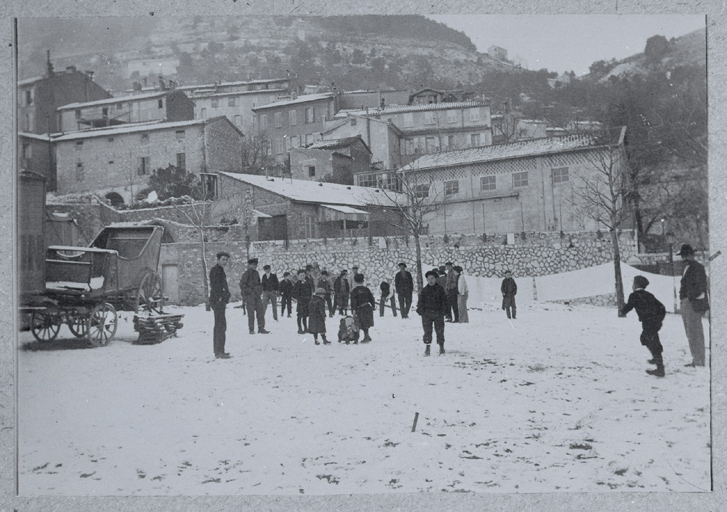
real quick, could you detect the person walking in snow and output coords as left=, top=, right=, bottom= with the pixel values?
left=292, top=269, right=313, bottom=334
left=678, top=243, right=708, bottom=367
left=455, top=265, right=469, bottom=323
left=309, top=287, right=330, bottom=345
left=350, top=273, right=376, bottom=343
left=620, top=275, right=667, bottom=377
left=501, top=270, right=517, bottom=319
left=209, top=251, right=232, bottom=359
left=279, top=271, right=294, bottom=318
left=239, top=258, right=270, bottom=335
left=394, top=262, right=413, bottom=319
left=416, top=269, right=448, bottom=356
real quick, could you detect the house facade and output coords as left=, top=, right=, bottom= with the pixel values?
left=322, top=114, right=403, bottom=170
left=338, top=89, right=410, bottom=110
left=57, top=89, right=195, bottom=132
left=215, top=172, right=407, bottom=241
left=189, top=89, right=284, bottom=135
left=18, top=60, right=111, bottom=134
left=408, top=88, right=476, bottom=105
left=288, top=136, right=372, bottom=184
left=18, top=133, right=55, bottom=189
left=251, top=93, right=338, bottom=164
left=53, top=117, right=244, bottom=203
left=394, top=128, right=628, bottom=235
left=488, top=45, right=508, bottom=61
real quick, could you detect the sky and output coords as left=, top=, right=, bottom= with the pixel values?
left=427, top=15, right=706, bottom=76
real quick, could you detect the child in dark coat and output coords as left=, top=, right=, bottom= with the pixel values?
left=309, top=288, right=329, bottom=345
left=279, top=272, right=294, bottom=318
left=350, top=273, right=376, bottom=343
left=416, top=269, right=449, bottom=356
left=501, top=270, right=517, bottom=319
left=620, top=275, right=667, bottom=377
left=292, top=269, right=313, bottom=334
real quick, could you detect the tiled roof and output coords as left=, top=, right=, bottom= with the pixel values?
left=50, top=119, right=210, bottom=142
left=251, top=93, right=335, bottom=111
left=338, top=100, right=490, bottom=118
left=58, top=91, right=169, bottom=110
left=188, top=88, right=287, bottom=99
left=218, top=172, right=404, bottom=207
left=177, top=78, right=289, bottom=91
left=307, top=136, right=366, bottom=150
left=399, top=128, right=626, bottom=172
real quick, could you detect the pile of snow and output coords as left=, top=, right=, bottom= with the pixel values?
left=17, top=301, right=710, bottom=496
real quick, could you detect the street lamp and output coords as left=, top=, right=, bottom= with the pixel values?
left=665, top=231, right=676, bottom=313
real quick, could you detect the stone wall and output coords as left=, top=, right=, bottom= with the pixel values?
left=162, top=230, right=638, bottom=306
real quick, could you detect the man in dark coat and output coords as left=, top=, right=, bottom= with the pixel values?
left=279, top=272, right=294, bottom=318
left=394, top=262, right=413, bottom=319
left=621, top=275, right=667, bottom=377
left=209, top=252, right=231, bottom=359
left=501, top=270, right=518, bottom=319
left=239, top=258, right=270, bottom=335
left=334, top=270, right=350, bottom=315
left=261, top=264, right=279, bottom=322
left=350, top=273, right=376, bottom=343
left=309, top=287, right=329, bottom=345
left=678, top=244, right=708, bottom=367
left=317, top=270, right=334, bottom=318
left=292, top=269, right=313, bottom=334
left=445, top=261, right=460, bottom=322
left=416, top=269, right=449, bottom=356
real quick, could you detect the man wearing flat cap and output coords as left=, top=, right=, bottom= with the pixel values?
left=395, top=262, right=414, bottom=319
left=678, top=244, right=708, bottom=367
left=239, top=258, right=270, bottom=335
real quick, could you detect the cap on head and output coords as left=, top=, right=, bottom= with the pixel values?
left=354, top=273, right=364, bottom=283
left=445, top=261, right=453, bottom=267
left=505, top=270, right=512, bottom=275
left=633, top=275, right=649, bottom=289
left=678, top=244, right=695, bottom=257
left=454, top=265, right=463, bottom=273
left=248, top=258, right=258, bottom=265
left=321, top=270, right=328, bottom=276
left=263, top=264, right=271, bottom=270
left=283, top=272, right=290, bottom=277
left=398, top=262, right=407, bottom=268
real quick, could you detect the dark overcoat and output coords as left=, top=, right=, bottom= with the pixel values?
left=351, top=285, right=376, bottom=329
left=308, top=295, right=327, bottom=334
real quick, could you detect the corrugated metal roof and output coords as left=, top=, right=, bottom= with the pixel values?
left=339, top=100, right=490, bottom=117
left=399, top=129, right=626, bottom=172
left=219, top=172, right=404, bottom=207
left=251, top=93, right=335, bottom=111
left=58, top=91, right=169, bottom=110
left=51, top=119, right=209, bottom=142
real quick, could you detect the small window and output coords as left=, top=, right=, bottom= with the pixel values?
left=138, top=156, right=150, bottom=175
left=107, top=137, right=115, bottom=143
left=201, top=173, right=218, bottom=200
left=260, top=114, right=268, bottom=130
left=211, top=99, right=218, bottom=108
left=468, top=108, right=480, bottom=122
left=425, top=136, right=438, bottom=153
left=552, top=167, right=569, bottom=183
left=176, top=153, right=186, bottom=171
left=274, top=112, right=283, bottom=128
left=445, top=180, right=459, bottom=197
left=22, top=142, right=32, bottom=160
left=75, top=162, right=84, bottom=181
left=75, top=141, right=83, bottom=151
left=414, top=183, right=430, bottom=198
left=513, top=171, right=529, bottom=187
left=447, top=135, right=455, bottom=149
left=116, top=103, right=123, bottom=110
left=403, top=113, right=414, bottom=128
left=275, top=138, right=285, bottom=154
left=424, top=111, right=436, bottom=125
left=304, top=216, right=314, bottom=239
left=228, top=97, right=236, bottom=107
left=305, top=107, right=314, bottom=124
left=102, top=107, right=108, bottom=119
left=446, top=110, right=457, bottom=123
left=75, top=109, right=81, bottom=119
left=158, top=98, right=164, bottom=109
left=308, top=166, right=316, bottom=177
left=201, top=108, right=207, bottom=119
left=480, top=175, right=497, bottom=191
left=470, top=133, right=481, bottom=147
left=291, top=135, right=299, bottom=148
left=176, top=130, right=185, bottom=141
left=305, top=133, right=313, bottom=146
left=234, top=115, right=241, bottom=127
left=350, top=117, right=357, bottom=126
left=141, top=134, right=149, bottom=145
left=289, top=110, right=297, bottom=126
left=25, top=90, right=33, bottom=106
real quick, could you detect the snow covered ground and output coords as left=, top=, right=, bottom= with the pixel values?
left=17, top=301, right=710, bottom=496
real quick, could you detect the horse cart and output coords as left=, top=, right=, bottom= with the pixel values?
left=24, top=224, right=166, bottom=346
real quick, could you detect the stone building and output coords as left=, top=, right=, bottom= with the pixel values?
left=288, top=136, right=373, bottom=184
left=18, top=56, right=111, bottom=134
left=251, top=93, right=338, bottom=164
left=488, top=45, right=508, bottom=61
left=214, top=172, right=407, bottom=241
left=57, top=89, right=195, bottom=132
left=53, top=117, right=244, bottom=204
left=338, top=89, right=410, bottom=110
left=408, top=88, right=476, bottom=105
left=322, top=114, right=403, bottom=170
left=393, top=128, right=629, bottom=235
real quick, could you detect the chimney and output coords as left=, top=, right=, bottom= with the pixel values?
left=85, top=70, right=94, bottom=80
left=46, top=50, right=54, bottom=76
left=159, top=75, right=166, bottom=90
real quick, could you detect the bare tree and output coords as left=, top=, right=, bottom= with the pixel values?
left=569, top=127, right=630, bottom=315
left=365, top=165, right=448, bottom=293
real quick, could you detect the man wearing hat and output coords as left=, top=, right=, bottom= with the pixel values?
left=395, top=262, right=414, bottom=319
left=678, top=244, right=708, bottom=367
left=261, top=264, right=280, bottom=322
left=239, top=258, right=270, bottom=335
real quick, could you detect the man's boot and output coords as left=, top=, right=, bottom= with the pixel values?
left=646, top=355, right=665, bottom=377
left=438, top=343, right=445, bottom=355
left=424, top=344, right=431, bottom=356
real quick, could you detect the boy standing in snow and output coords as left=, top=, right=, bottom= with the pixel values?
left=279, top=272, right=294, bottom=318
left=309, top=287, right=330, bottom=345
left=317, top=270, right=334, bottom=318
left=350, top=273, right=376, bottom=343
left=209, top=251, right=231, bottom=359
left=501, top=270, right=518, bottom=319
left=620, top=275, right=667, bottom=377
left=416, top=269, right=449, bottom=356
left=292, top=269, right=313, bottom=334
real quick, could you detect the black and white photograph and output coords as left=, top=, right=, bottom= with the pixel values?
left=8, top=7, right=722, bottom=510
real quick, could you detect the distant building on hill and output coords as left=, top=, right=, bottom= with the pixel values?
left=488, top=45, right=508, bottom=61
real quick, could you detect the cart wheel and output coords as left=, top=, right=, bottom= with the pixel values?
left=30, top=310, right=61, bottom=343
left=68, top=313, right=88, bottom=338
left=136, top=271, right=164, bottom=314
left=87, top=303, right=118, bottom=347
